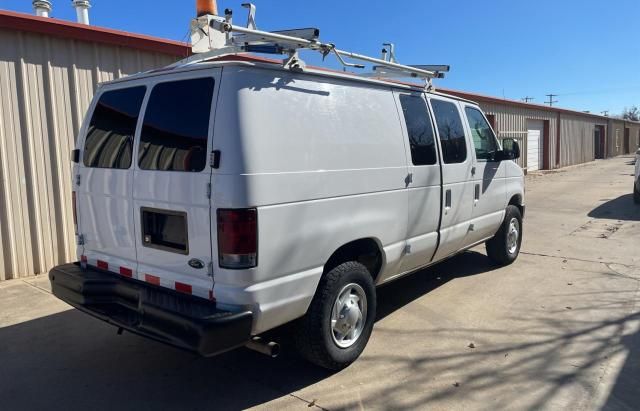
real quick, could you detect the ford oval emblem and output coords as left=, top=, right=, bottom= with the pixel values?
left=188, top=258, right=205, bottom=269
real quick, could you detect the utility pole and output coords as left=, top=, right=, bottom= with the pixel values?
left=521, top=96, right=534, bottom=103
left=545, top=94, right=558, bottom=107
left=601, top=110, right=609, bottom=116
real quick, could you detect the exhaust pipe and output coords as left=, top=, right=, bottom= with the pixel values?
left=245, top=336, right=280, bottom=358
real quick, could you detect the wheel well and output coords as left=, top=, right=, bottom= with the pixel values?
left=509, top=194, right=524, bottom=216
left=324, top=238, right=383, bottom=281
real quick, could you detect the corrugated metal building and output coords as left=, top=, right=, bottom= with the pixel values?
left=0, top=10, right=186, bottom=280
left=0, top=9, right=638, bottom=281
left=444, top=90, right=640, bottom=171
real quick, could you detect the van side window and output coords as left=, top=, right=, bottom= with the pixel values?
left=431, top=99, right=467, bottom=164
left=464, top=107, right=499, bottom=161
left=83, top=86, right=146, bottom=169
left=399, top=95, right=437, bottom=165
left=138, top=78, right=214, bottom=172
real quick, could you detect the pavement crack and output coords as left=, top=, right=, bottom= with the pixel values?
left=19, top=278, right=52, bottom=295
left=520, top=251, right=639, bottom=270
left=288, top=393, right=328, bottom=410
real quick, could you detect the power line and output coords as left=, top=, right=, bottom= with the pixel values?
left=545, top=94, right=558, bottom=107
left=521, top=96, right=535, bottom=103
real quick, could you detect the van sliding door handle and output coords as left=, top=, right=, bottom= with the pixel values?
left=474, top=184, right=480, bottom=203
left=445, top=189, right=452, bottom=209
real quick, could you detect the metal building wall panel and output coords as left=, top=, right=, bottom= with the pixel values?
left=476, top=102, right=557, bottom=170
left=0, top=27, right=177, bottom=280
left=632, top=124, right=640, bottom=153
left=607, top=119, right=625, bottom=157
left=558, top=114, right=607, bottom=167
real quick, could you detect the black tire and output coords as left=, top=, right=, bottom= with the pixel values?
left=486, top=205, right=523, bottom=266
left=634, top=184, right=640, bottom=204
left=293, top=261, right=376, bottom=370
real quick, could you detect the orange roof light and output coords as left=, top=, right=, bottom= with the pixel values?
left=196, top=0, right=218, bottom=17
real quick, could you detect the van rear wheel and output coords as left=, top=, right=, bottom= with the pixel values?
left=634, top=184, right=640, bottom=204
left=486, top=205, right=522, bottom=266
left=293, top=261, right=376, bottom=370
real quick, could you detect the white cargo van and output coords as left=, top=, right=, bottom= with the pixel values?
left=50, top=12, right=525, bottom=370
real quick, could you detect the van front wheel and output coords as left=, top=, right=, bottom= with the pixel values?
left=293, top=261, right=376, bottom=370
left=486, top=205, right=523, bottom=266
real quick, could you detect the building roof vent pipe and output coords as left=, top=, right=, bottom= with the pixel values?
left=71, top=0, right=91, bottom=25
left=33, top=0, right=52, bottom=17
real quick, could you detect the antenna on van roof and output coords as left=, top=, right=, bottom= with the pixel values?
left=177, top=3, right=449, bottom=89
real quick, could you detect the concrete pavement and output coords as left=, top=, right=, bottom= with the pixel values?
left=0, top=156, right=638, bottom=410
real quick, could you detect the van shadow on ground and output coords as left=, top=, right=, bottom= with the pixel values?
left=0, top=251, right=493, bottom=410
left=588, top=194, right=640, bottom=221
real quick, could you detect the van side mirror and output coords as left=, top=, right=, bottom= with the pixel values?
left=496, top=139, right=520, bottom=161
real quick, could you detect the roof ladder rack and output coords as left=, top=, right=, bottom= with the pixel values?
left=175, top=3, right=450, bottom=89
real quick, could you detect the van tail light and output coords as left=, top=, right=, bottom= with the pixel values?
left=217, top=208, right=257, bottom=269
left=72, top=191, right=78, bottom=233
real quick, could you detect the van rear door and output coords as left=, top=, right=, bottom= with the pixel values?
left=77, top=85, right=147, bottom=277
left=132, top=71, right=220, bottom=300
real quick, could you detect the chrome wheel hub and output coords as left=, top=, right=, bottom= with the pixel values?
left=331, top=283, right=367, bottom=348
left=507, top=218, right=520, bottom=255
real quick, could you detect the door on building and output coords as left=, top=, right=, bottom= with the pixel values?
left=526, top=120, right=544, bottom=171
left=624, top=128, right=630, bottom=154
left=594, top=126, right=604, bottom=159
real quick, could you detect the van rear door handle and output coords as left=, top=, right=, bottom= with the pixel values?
left=474, top=184, right=480, bottom=203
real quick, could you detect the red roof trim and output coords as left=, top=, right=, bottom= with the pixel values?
left=437, top=88, right=621, bottom=122
left=0, top=9, right=191, bottom=57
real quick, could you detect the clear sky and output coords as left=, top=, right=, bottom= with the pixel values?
left=3, top=0, right=639, bottom=115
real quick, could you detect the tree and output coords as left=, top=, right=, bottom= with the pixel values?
left=622, top=106, right=640, bottom=121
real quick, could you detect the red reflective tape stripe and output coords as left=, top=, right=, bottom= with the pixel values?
left=80, top=255, right=87, bottom=263
left=119, top=267, right=133, bottom=277
left=175, top=282, right=192, bottom=294
left=96, top=260, right=108, bottom=270
left=208, top=290, right=215, bottom=301
left=145, top=274, right=160, bottom=286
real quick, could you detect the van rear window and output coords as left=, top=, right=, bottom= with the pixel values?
left=138, top=78, right=214, bottom=172
left=83, top=86, right=146, bottom=169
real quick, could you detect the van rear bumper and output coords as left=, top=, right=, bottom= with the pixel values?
left=49, top=263, right=253, bottom=357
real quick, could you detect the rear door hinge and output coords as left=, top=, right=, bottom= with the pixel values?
left=206, top=182, right=212, bottom=199
left=75, top=174, right=81, bottom=186
left=76, top=233, right=85, bottom=246
left=207, top=261, right=214, bottom=277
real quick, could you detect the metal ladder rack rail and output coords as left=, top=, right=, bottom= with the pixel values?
left=174, top=12, right=448, bottom=88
